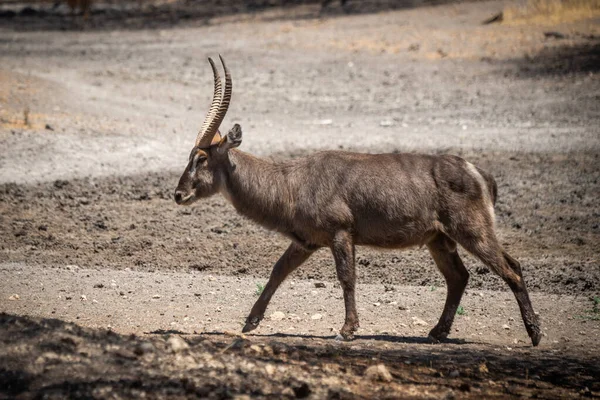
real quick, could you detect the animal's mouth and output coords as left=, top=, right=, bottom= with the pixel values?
left=175, top=193, right=195, bottom=205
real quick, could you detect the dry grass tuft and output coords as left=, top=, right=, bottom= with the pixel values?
left=503, top=0, right=600, bottom=25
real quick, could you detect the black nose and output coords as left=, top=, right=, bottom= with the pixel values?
left=174, top=191, right=183, bottom=204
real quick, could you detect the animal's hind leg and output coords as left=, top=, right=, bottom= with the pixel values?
left=450, top=227, right=542, bottom=346
left=427, top=234, right=469, bottom=343
left=331, top=230, right=359, bottom=340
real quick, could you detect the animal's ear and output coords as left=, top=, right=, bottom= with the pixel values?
left=217, top=124, right=242, bottom=153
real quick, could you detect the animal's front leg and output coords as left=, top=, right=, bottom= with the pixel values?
left=331, top=230, right=359, bottom=340
left=242, top=242, right=314, bottom=333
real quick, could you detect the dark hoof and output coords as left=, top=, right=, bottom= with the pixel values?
left=242, top=316, right=261, bottom=333
left=427, top=335, right=442, bottom=344
left=428, top=328, right=448, bottom=344
left=336, top=332, right=355, bottom=341
left=531, top=330, right=542, bottom=347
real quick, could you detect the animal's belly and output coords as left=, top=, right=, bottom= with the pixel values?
left=353, top=218, right=440, bottom=249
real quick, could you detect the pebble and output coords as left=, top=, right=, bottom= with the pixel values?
left=167, top=335, right=189, bottom=353
left=270, top=311, right=286, bottom=321
left=8, top=294, right=20, bottom=301
left=412, top=317, right=427, bottom=326
left=365, top=364, right=393, bottom=382
left=134, top=342, right=155, bottom=355
left=449, top=370, right=460, bottom=378
left=502, top=324, right=510, bottom=330
left=152, top=295, right=161, bottom=299
left=249, top=344, right=263, bottom=355
left=80, top=295, right=87, bottom=301
left=311, top=313, right=323, bottom=320
left=478, top=363, right=489, bottom=374
left=314, top=282, right=326, bottom=288
left=265, top=364, right=275, bottom=376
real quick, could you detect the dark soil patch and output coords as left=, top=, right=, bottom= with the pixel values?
left=1, top=150, right=598, bottom=295
left=0, top=313, right=598, bottom=399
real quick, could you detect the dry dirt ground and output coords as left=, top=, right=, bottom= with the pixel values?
left=1, top=0, right=600, bottom=398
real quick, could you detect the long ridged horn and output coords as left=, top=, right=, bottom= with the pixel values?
left=200, top=55, right=232, bottom=146
left=195, top=57, right=223, bottom=147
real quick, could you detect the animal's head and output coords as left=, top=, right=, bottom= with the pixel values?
left=174, top=56, right=242, bottom=205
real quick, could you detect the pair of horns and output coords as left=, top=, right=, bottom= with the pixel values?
left=195, top=55, right=232, bottom=148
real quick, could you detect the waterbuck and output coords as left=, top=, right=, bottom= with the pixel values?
left=174, top=56, right=541, bottom=346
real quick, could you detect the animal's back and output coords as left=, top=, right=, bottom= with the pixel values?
left=287, top=151, right=483, bottom=247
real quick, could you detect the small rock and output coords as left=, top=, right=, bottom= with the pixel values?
left=311, top=313, right=323, bottom=320
left=502, top=324, right=510, bottom=330
left=80, top=295, right=87, bottom=301
left=152, top=295, right=161, bottom=299
left=412, top=317, right=427, bottom=326
left=373, top=302, right=381, bottom=307
left=167, top=335, right=189, bottom=353
left=292, top=382, right=311, bottom=398
left=380, top=119, right=395, bottom=127
left=314, top=282, right=326, bottom=288
left=249, top=344, right=263, bottom=355
left=134, top=342, right=155, bottom=355
left=544, top=31, right=567, bottom=39
left=478, top=363, right=489, bottom=374
left=265, top=364, right=275, bottom=376
left=281, top=387, right=295, bottom=397
left=8, top=294, right=20, bottom=301
left=449, top=369, right=460, bottom=378
left=365, top=364, right=393, bottom=382
left=270, top=311, right=286, bottom=321
left=114, top=347, right=137, bottom=360
left=45, top=124, right=54, bottom=131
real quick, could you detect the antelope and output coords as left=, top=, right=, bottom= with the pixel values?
left=174, top=56, right=542, bottom=346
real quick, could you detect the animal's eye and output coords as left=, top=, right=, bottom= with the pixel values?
left=192, top=154, right=207, bottom=169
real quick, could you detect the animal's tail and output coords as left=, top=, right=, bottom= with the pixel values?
left=476, top=167, right=498, bottom=205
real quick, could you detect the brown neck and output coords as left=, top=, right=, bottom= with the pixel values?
left=218, top=150, right=294, bottom=232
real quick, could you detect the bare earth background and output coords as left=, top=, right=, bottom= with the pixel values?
left=1, top=0, right=599, bottom=398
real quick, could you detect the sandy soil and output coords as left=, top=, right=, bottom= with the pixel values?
left=1, top=0, right=599, bottom=398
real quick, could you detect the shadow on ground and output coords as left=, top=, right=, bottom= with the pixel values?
left=507, top=41, right=600, bottom=77
left=0, top=0, right=480, bottom=32
left=0, top=313, right=598, bottom=398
